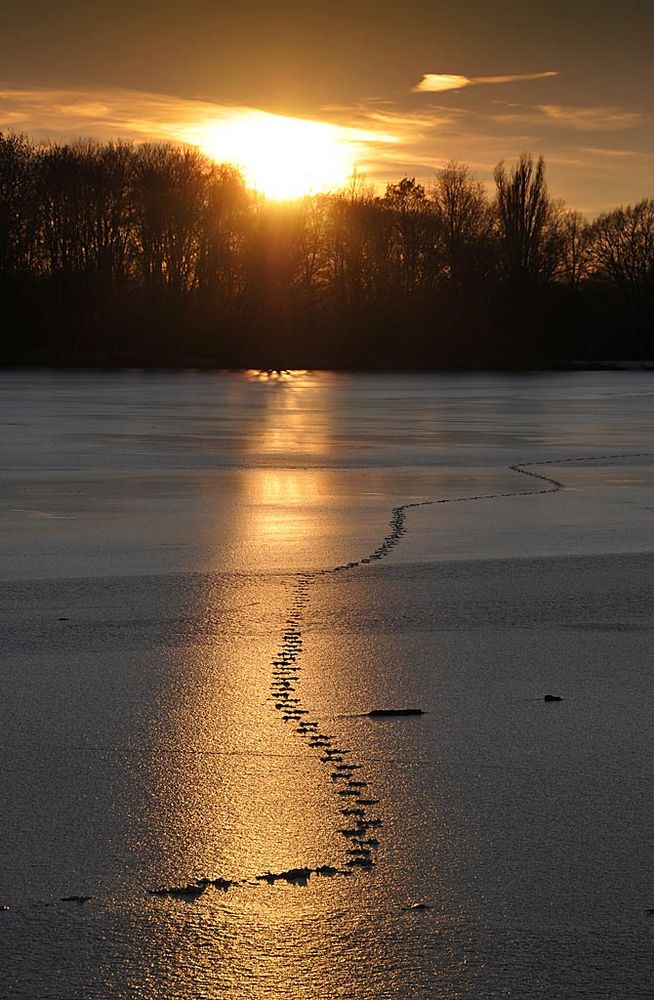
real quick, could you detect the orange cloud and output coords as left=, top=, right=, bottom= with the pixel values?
left=414, top=71, right=558, bottom=93
left=413, top=74, right=471, bottom=93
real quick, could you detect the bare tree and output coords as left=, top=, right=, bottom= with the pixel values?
left=494, top=154, right=562, bottom=286
left=195, top=162, right=249, bottom=311
left=557, top=210, right=591, bottom=289
left=132, top=144, right=207, bottom=293
left=292, top=195, right=332, bottom=310
left=383, top=177, right=434, bottom=293
left=35, top=142, right=88, bottom=276
left=0, top=132, right=35, bottom=275
left=432, top=162, right=494, bottom=291
left=588, top=200, right=654, bottom=306
left=84, top=142, right=136, bottom=283
left=323, top=180, right=386, bottom=307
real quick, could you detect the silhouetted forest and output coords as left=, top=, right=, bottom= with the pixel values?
left=1, top=133, right=653, bottom=368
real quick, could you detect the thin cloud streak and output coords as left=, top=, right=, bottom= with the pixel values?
left=414, top=70, right=558, bottom=93
left=538, top=104, right=645, bottom=130
left=475, top=72, right=558, bottom=85
left=578, top=146, right=639, bottom=158
left=488, top=104, right=647, bottom=131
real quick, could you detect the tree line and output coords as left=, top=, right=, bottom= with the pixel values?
left=1, top=133, right=652, bottom=368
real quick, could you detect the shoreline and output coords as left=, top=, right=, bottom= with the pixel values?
left=2, top=357, right=654, bottom=373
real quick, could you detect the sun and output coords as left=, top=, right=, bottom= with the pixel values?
left=186, top=110, right=361, bottom=200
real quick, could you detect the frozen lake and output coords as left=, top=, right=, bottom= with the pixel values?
left=1, top=370, right=653, bottom=998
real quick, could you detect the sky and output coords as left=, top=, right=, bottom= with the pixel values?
left=1, top=0, right=653, bottom=213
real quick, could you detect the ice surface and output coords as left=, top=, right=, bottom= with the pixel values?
left=0, top=370, right=653, bottom=998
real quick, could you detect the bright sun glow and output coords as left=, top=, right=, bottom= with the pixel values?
left=184, top=111, right=368, bottom=200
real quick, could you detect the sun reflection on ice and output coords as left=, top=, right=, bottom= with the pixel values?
left=244, top=369, right=310, bottom=381
left=241, top=373, right=337, bottom=558
left=245, top=371, right=333, bottom=458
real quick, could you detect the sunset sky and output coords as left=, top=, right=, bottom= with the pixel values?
left=2, top=0, right=653, bottom=212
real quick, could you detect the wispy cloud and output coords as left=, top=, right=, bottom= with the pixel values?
left=0, top=86, right=215, bottom=141
left=487, top=104, right=647, bottom=132
left=537, top=105, right=644, bottom=131
left=578, top=146, right=638, bottom=158
left=0, top=85, right=395, bottom=150
left=414, top=71, right=558, bottom=93
left=323, top=101, right=466, bottom=134
left=325, top=101, right=537, bottom=182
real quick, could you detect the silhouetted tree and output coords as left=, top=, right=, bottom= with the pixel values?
left=558, top=210, right=591, bottom=289
left=35, top=143, right=90, bottom=276
left=432, top=162, right=495, bottom=292
left=383, top=177, right=434, bottom=293
left=196, top=162, right=249, bottom=311
left=323, top=176, right=382, bottom=307
left=0, top=132, right=34, bottom=275
left=494, top=154, right=562, bottom=287
left=588, top=200, right=654, bottom=304
left=132, top=144, right=206, bottom=293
